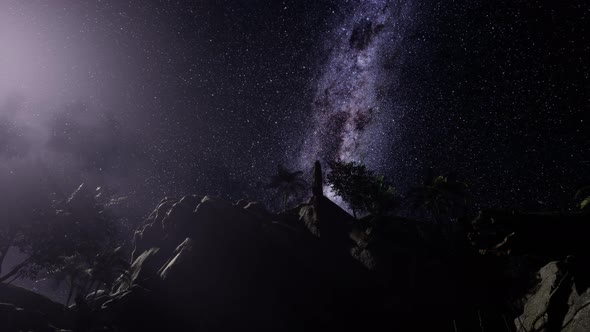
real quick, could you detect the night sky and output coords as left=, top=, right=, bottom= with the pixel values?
left=0, top=0, right=588, bottom=220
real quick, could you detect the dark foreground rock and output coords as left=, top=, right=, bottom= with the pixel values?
left=0, top=283, right=73, bottom=331
left=99, top=195, right=384, bottom=331
left=0, top=303, right=57, bottom=332
left=467, top=210, right=590, bottom=331
left=2, top=190, right=589, bottom=331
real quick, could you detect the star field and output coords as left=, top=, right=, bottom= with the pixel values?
left=0, top=0, right=588, bottom=216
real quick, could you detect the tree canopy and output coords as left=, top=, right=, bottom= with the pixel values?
left=0, top=183, right=125, bottom=305
left=326, top=160, right=397, bottom=218
left=268, top=165, right=307, bottom=210
left=409, top=170, right=469, bottom=223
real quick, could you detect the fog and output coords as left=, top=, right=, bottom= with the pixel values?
left=1, top=1, right=161, bottom=209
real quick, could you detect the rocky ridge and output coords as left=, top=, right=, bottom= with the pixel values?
left=1, top=174, right=589, bottom=331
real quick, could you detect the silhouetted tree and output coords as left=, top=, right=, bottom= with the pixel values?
left=0, top=195, right=54, bottom=283
left=85, top=247, right=130, bottom=302
left=366, top=175, right=398, bottom=216
left=0, top=224, right=24, bottom=279
left=409, top=170, right=468, bottom=223
left=0, top=164, right=55, bottom=280
left=0, top=183, right=123, bottom=299
left=327, top=160, right=397, bottom=218
left=268, top=165, right=307, bottom=210
left=49, top=247, right=130, bottom=307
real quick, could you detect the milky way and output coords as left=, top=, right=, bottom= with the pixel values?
left=0, top=0, right=587, bottom=217
left=300, top=0, right=415, bottom=170
left=1, top=0, right=587, bottom=302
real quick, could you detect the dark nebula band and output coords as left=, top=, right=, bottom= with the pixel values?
left=301, top=0, right=414, bottom=169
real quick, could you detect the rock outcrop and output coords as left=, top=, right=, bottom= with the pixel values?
left=73, top=196, right=590, bottom=331
left=516, top=258, right=590, bottom=332
left=467, top=210, right=590, bottom=331
left=101, top=194, right=382, bottom=331
left=3, top=180, right=589, bottom=332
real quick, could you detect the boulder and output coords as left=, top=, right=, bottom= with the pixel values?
left=562, top=282, right=590, bottom=332
left=516, top=261, right=568, bottom=331
left=516, top=259, right=590, bottom=332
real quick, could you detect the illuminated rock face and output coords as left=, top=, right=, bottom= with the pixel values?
left=516, top=260, right=590, bottom=332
